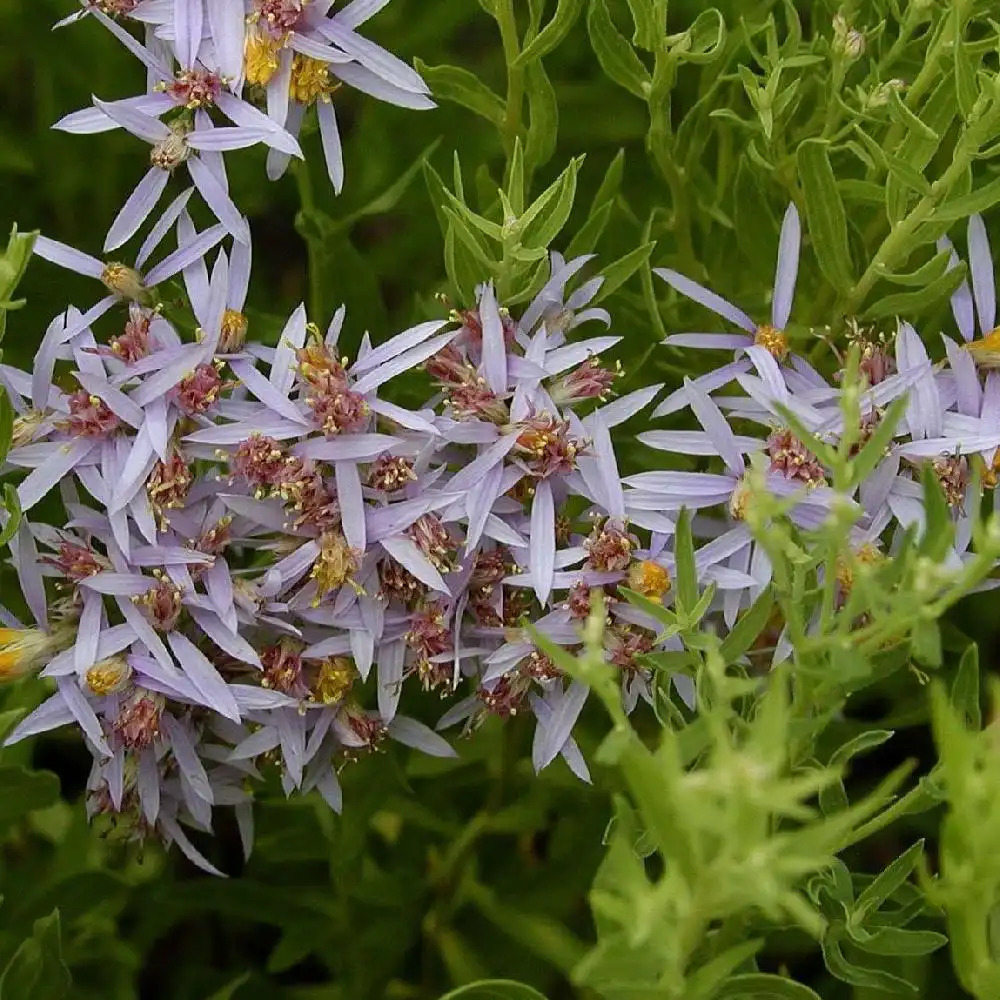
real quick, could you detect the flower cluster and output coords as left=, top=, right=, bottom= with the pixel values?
left=6, top=5, right=1000, bottom=878
left=54, top=0, right=432, bottom=252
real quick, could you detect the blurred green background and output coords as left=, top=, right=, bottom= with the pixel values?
left=1, top=1, right=998, bottom=997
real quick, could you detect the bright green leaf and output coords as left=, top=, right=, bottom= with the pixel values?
left=797, top=140, right=855, bottom=294
left=514, top=0, right=586, bottom=66
left=587, top=0, right=652, bottom=100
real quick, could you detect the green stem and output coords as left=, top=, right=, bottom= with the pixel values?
left=843, top=112, right=996, bottom=314
left=293, top=160, right=325, bottom=323
left=496, top=0, right=524, bottom=162
left=648, top=50, right=696, bottom=270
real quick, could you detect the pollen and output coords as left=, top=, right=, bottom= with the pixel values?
left=244, top=28, right=282, bottom=87
left=627, top=560, right=671, bottom=601
left=964, top=328, right=1000, bottom=369
left=312, top=656, right=356, bottom=705
left=729, top=479, right=752, bottom=521
left=101, top=262, right=146, bottom=301
left=754, top=323, right=789, bottom=361
left=85, top=656, right=132, bottom=696
left=311, top=532, right=362, bottom=601
left=220, top=309, right=249, bottom=353
left=290, top=54, right=335, bottom=105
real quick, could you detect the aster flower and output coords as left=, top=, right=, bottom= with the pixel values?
left=96, top=100, right=265, bottom=249
left=653, top=203, right=803, bottom=417
left=82, top=0, right=434, bottom=194
left=52, top=9, right=303, bottom=157
left=30, top=197, right=226, bottom=342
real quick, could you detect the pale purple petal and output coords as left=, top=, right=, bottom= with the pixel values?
left=215, top=91, right=303, bottom=157
left=316, top=99, right=344, bottom=193
left=296, top=433, right=399, bottom=461
left=167, top=631, right=241, bottom=721
left=136, top=188, right=194, bottom=270
left=144, top=223, right=227, bottom=286
left=4, top=693, right=73, bottom=745
left=18, top=439, right=97, bottom=511
left=32, top=236, right=104, bottom=278
left=93, top=96, right=172, bottom=143
left=533, top=681, right=589, bottom=772
left=479, top=283, right=506, bottom=394
left=530, top=479, right=555, bottom=605
left=968, top=214, right=996, bottom=333
left=380, top=536, right=448, bottom=591
left=939, top=237, right=975, bottom=342
left=58, top=679, right=111, bottom=757
left=352, top=329, right=460, bottom=394
left=174, top=0, right=204, bottom=68
left=772, top=203, right=800, bottom=329
left=208, top=0, right=244, bottom=78
left=351, top=319, right=447, bottom=375
left=685, top=376, right=745, bottom=476
left=105, top=167, right=170, bottom=252
left=387, top=716, right=457, bottom=757
left=336, top=460, right=366, bottom=551
left=187, top=157, right=250, bottom=244
left=654, top=268, right=755, bottom=332
left=377, top=639, right=405, bottom=721
left=329, top=60, right=436, bottom=109
left=159, top=814, right=227, bottom=877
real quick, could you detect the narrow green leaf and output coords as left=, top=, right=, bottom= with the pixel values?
left=520, top=157, right=582, bottom=249
left=414, top=61, right=505, bottom=126
left=951, top=643, right=981, bottom=730
left=884, top=155, right=931, bottom=197
left=716, top=973, right=822, bottom=999
left=821, top=930, right=916, bottom=992
left=0, top=909, right=70, bottom=1000
left=674, top=508, right=698, bottom=614
left=423, top=159, right=455, bottom=238
left=797, top=140, right=854, bottom=294
left=719, top=589, right=775, bottom=662
left=830, top=731, right=894, bottom=769
left=683, top=939, right=763, bottom=999
left=873, top=248, right=951, bottom=287
left=439, top=976, right=546, bottom=996
left=624, top=0, right=660, bottom=50
left=0, top=485, right=22, bottom=548
left=206, top=972, right=251, bottom=1000
left=595, top=242, right=655, bottom=301
left=854, top=926, right=947, bottom=957
left=524, top=58, right=558, bottom=174
left=887, top=88, right=939, bottom=142
left=592, top=147, right=626, bottom=211
left=335, top=138, right=442, bottom=233
left=566, top=199, right=614, bottom=256
left=933, top=172, right=1000, bottom=221
left=507, top=138, right=525, bottom=216
left=849, top=395, right=907, bottom=485
left=852, top=841, right=925, bottom=925
left=514, top=0, right=586, bottom=66
left=673, top=8, right=727, bottom=64
left=862, top=262, right=966, bottom=319
left=837, top=179, right=886, bottom=204
left=587, top=0, right=651, bottom=99
left=954, top=39, right=979, bottom=119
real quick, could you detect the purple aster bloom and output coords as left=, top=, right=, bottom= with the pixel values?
left=96, top=100, right=266, bottom=249
left=653, top=203, right=802, bottom=417
left=31, top=198, right=226, bottom=342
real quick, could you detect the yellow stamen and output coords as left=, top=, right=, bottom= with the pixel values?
left=627, top=560, right=672, bottom=601
left=754, top=323, right=789, bottom=361
left=244, top=29, right=282, bottom=87
left=85, top=656, right=132, bottom=696
left=964, top=329, right=1000, bottom=369
left=313, top=656, right=356, bottom=705
left=290, top=54, right=336, bottom=105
